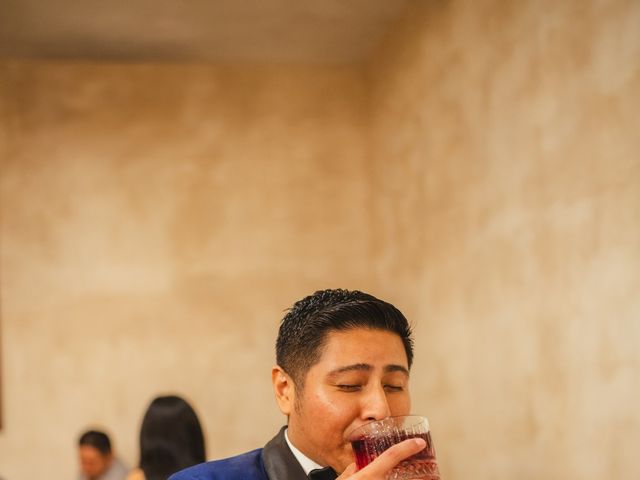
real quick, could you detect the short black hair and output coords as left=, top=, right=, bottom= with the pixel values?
left=139, top=395, right=206, bottom=480
left=276, top=288, right=414, bottom=387
left=79, top=430, right=112, bottom=456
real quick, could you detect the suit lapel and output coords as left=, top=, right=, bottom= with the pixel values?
left=261, top=426, right=309, bottom=480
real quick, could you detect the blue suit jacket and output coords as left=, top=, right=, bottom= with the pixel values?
left=170, top=427, right=308, bottom=480
left=169, top=448, right=267, bottom=480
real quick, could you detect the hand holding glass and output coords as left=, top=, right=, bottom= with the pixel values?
left=348, top=415, right=441, bottom=480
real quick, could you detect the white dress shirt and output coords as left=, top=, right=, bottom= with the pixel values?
left=284, top=428, right=325, bottom=475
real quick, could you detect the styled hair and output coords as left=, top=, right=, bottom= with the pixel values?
left=79, top=430, right=112, bottom=456
left=276, top=288, right=414, bottom=387
left=139, top=395, right=206, bottom=480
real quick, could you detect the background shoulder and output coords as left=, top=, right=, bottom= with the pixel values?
left=125, top=468, right=145, bottom=480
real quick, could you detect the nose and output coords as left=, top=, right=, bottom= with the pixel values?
left=361, top=385, right=391, bottom=421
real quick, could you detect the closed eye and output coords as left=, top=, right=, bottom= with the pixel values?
left=384, top=385, right=404, bottom=392
left=336, top=384, right=362, bottom=392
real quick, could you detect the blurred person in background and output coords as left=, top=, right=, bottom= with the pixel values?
left=78, top=430, right=128, bottom=480
left=127, top=395, right=206, bottom=480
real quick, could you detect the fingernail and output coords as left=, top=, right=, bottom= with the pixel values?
left=414, top=438, right=426, bottom=447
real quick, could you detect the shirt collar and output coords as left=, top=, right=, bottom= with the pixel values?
left=284, top=427, right=325, bottom=475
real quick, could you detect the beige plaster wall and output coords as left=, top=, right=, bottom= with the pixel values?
left=0, top=61, right=377, bottom=478
left=368, top=1, right=640, bottom=479
left=1, top=1, right=639, bottom=479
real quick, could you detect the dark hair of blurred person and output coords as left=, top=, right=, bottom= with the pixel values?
left=78, top=430, right=128, bottom=480
left=127, top=395, right=206, bottom=480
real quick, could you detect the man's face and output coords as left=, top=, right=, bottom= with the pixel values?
left=79, top=445, right=111, bottom=479
left=281, top=327, right=411, bottom=472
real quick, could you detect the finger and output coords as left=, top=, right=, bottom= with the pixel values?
left=356, top=438, right=426, bottom=478
left=336, top=463, right=357, bottom=479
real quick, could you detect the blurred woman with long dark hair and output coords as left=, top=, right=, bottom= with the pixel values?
left=127, top=395, right=206, bottom=480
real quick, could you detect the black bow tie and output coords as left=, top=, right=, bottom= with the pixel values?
left=308, top=466, right=338, bottom=480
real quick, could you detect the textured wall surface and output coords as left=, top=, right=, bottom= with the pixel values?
left=368, top=1, right=640, bottom=479
left=1, top=1, right=639, bottom=479
left=0, top=61, right=376, bottom=478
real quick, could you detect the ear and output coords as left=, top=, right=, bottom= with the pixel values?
left=272, top=365, right=295, bottom=416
